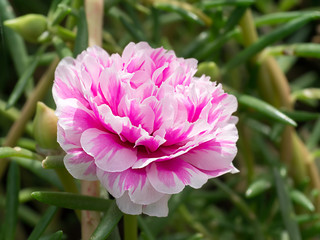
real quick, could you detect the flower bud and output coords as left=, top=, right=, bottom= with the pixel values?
left=196, top=61, right=220, bottom=80
left=4, top=14, right=47, bottom=43
left=33, top=102, right=59, bottom=149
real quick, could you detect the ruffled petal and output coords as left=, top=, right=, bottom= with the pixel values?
left=181, top=125, right=238, bottom=171
left=64, top=149, right=97, bottom=180
left=81, top=128, right=137, bottom=172
left=116, top=191, right=142, bottom=215
left=147, top=158, right=208, bottom=194
left=142, top=194, right=171, bottom=217
left=97, top=168, right=164, bottom=205
left=56, top=98, right=101, bottom=148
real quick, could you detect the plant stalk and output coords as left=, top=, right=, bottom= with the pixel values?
left=239, top=9, right=320, bottom=211
left=0, top=59, right=59, bottom=179
left=124, top=214, right=138, bottom=240
left=81, top=0, right=104, bottom=239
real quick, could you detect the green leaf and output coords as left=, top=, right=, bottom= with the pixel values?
left=245, top=178, right=272, bottom=198
left=73, top=7, right=88, bottom=57
left=6, top=44, right=46, bottom=109
left=266, top=43, right=320, bottom=59
left=200, top=0, right=254, bottom=9
left=223, top=12, right=320, bottom=73
left=4, top=161, right=20, bottom=240
left=237, top=94, right=297, bottom=126
left=224, top=6, right=247, bottom=33
left=0, top=146, right=42, bottom=160
left=89, top=201, right=123, bottom=240
left=255, top=11, right=315, bottom=26
left=281, top=110, right=319, bottom=122
left=290, top=190, right=315, bottom=212
left=11, top=157, right=63, bottom=189
left=28, top=206, right=58, bottom=240
left=31, top=191, right=113, bottom=211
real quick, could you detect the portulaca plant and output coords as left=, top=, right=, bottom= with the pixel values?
left=1, top=0, right=320, bottom=239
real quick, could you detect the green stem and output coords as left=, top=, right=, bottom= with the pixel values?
left=124, top=214, right=138, bottom=240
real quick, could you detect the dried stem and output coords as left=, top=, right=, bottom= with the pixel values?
left=239, top=9, right=320, bottom=211
left=81, top=0, right=104, bottom=239
left=0, top=59, right=59, bottom=178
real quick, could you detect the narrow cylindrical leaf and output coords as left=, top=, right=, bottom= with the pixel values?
left=200, top=0, right=254, bottom=9
left=245, top=178, right=272, bottom=198
left=4, top=161, right=20, bottom=240
left=237, top=94, right=297, bottom=126
left=28, top=206, right=58, bottom=240
left=290, top=190, right=315, bottom=212
left=255, top=11, right=314, bottom=26
left=31, top=191, right=113, bottom=211
left=281, top=110, right=319, bottom=122
left=89, top=202, right=123, bottom=240
left=0, top=146, right=42, bottom=160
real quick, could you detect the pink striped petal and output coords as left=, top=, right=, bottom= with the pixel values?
left=97, top=168, right=164, bottom=205
left=181, top=125, right=238, bottom=171
left=81, top=128, right=137, bottom=172
left=56, top=98, right=102, bottom=148
left=147, top=159, right=208, bottom=194
left=64, top=149, right=97, bottom=180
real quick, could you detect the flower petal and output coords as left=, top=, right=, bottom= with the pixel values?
left=142, top=194, right=171, bottom=217
left=56, top=98, right=101, bottom=148
left=116, top=191, right=142, bottom=215
left=97, top=168, right=164, bottom=205
left=147, top=158, right=208, bottom=194
left=81, top=128, right=137, bottom=172
left=181, top=125, right=238, bottom=171
left=64, top=149, right=97, bottom=180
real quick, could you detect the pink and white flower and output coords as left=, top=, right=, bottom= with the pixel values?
left=53, top=42, right=238, bottom=217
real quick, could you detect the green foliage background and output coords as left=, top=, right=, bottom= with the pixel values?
left=1, top=0, right=320, bottom=239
